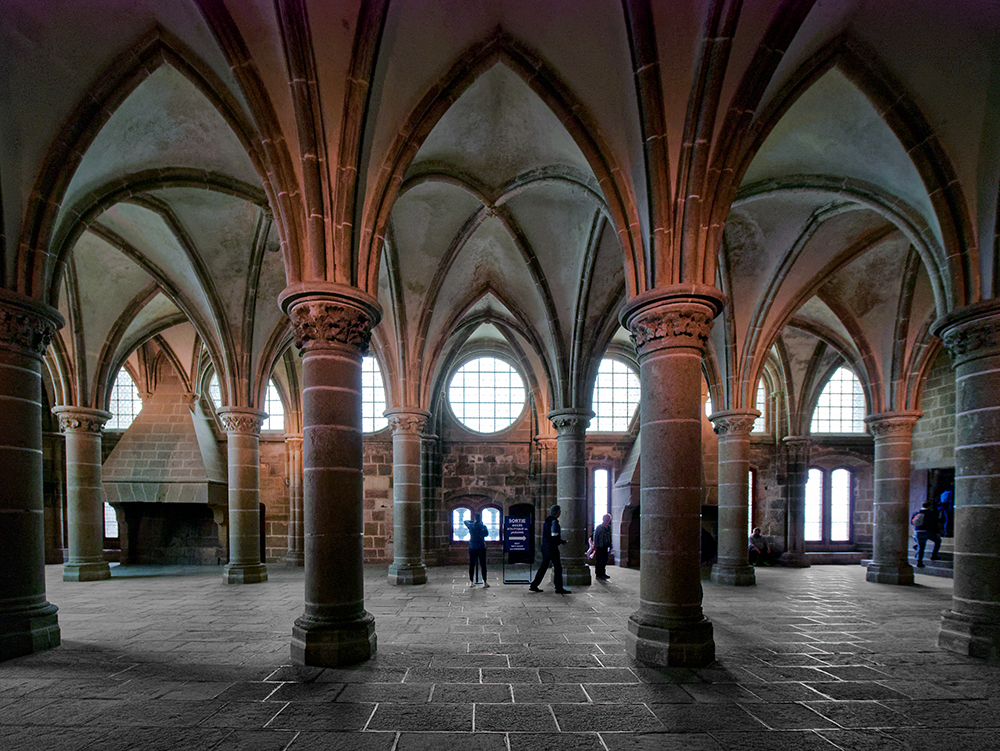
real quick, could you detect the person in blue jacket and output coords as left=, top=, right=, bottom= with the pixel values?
left=464, top=512, right=490, bottom=588
left=529, top=505, right=570, bottom=594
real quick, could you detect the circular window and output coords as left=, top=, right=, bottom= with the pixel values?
left=448, top=356, right=526, bottom=434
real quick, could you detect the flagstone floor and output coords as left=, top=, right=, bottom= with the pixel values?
left=1, top=562, right=997, bottom=750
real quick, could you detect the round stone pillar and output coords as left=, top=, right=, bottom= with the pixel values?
left=0, top=289, right=63, bottom=660
left=549, top=408, right=594, bottom=587
left=709, top=409, right=758, bottom=586
left=864, top=411, right=921, bottom=585
left=52, top=407, right=113, bottom=582
left=218, top=408, right=269, bottom=584
left=779, top=436, right=811, bottom=567
left=619, top=286, right=724, bottom=667
left=386, top=409, right=430, bottom=585
left=279, top=282, right=381, bottom=667
left=285, top=434, right=304, bottom=566
left=935, top=301, right=1000, bottom=660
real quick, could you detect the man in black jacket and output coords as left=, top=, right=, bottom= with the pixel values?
left=529, top=505, right=570, bottom=594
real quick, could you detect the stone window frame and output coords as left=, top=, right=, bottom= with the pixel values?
left=449, top=498, right=504, bottom=546
left=804, top=465, right=855, bottom=545
left=445, top=354, right=528, bottom=436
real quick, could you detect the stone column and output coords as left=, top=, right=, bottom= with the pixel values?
left=935, top=301, right=1000, bottom=660
left=51, top=407, right=113, bottom=582
left=279, top=282, right=381, bottom=667
left=864, top=411, right=921, bottom=585
left=217, top=408, right=269, bottom=584
left=619, top=286, right=724, bottom=667
left=709, top=409, right=759, bottom=586
left=386, top=409, right=430, bottom=585
left=779, top=436, right=811, bottom=567
left=0, top=289, right=63, bottom=661
left=285, top=434, right=304, bottom=566
left=548, top=408, right=594, bottom=586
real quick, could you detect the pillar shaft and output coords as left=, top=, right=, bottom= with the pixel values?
left=620, top=286, right=723, bottom=667
left=280, top=282, right=381, bottom=667
left=549, top=408, right=594, bottom=586
left=865, top=411, right=920, bottom=585
left=52, top=407, right=112, bottom=582
left=709, top=410, right=758, bottom=586
left=218, top=408, right=268, bottom=584
left=285, top=435, right=304, bottom=566
left=935, top=301, right=1000, bottom=660
left=779, top=437, right=811, bottom=567
left=0, top=290, right=62, bottom=661
left=386, top=409, right=429, bottom=585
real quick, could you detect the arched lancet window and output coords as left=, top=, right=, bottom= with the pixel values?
left=262, top=380, right=284, bottom=432
left=208, top=372, right=222, bottom=408
left=482, top=508, right=501, bottom=542
left=594, top=467, right=610, bottom=527
left=363, top=356, right=388, bottom=433
left=589, top=359, right=640, bottom=432
left=811, top=367, right=866, bottom=433
left=452, top=507, right=472, bottom=542
left=107, top=368, right=143, bottom=430
left=752, top=380, right=767, bottom=433
left=704, top=394, right=713, bottom=417
left=448, top=356, right=526, bottom=434
left=805, top=467, right=854, bottom=543
left=104, top=503, right=119, bottom=540
left=805, top=468, right=824, bottom=542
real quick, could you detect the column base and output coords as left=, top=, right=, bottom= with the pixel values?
left=62, top=562, right=111, bottom=582
left=291, top=611, right=377, bottom=667
left=938, top=610, right=1000, bottom=662
left=387, top=563, right=427, bottom=585
left=285, top=551, right=305, bottom=567
left=710, top=562, right=756, bottom=586
left=223, top=563, right=268, bottom=584
left=865, top=561, right=914, bottom=585
left=625, top=613, right=715, bottom=667
left=0, top=601, right=60, bottom=662
left=779, top=551, right=811, bottom=568
left=563, top=562, right=592, bottom=587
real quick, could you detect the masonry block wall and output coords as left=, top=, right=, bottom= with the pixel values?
left=259, top=438, right=289, bottom=563
left=363, top=436, right=393, bottom=563
left=911, top=348, right=956, bottom=470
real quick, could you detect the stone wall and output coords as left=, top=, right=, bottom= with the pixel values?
left=259, top=438, right=289, bottom=563
left=911, top=348, right=955, bottom=470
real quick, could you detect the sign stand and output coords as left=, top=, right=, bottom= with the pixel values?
left=503, top=505, right=535, bottom=584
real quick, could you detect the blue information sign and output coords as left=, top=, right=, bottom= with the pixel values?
left=504, top=516, right=531, bottom=553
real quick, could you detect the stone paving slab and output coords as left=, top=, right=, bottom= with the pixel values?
left=0, top=563, right=995, bottom=749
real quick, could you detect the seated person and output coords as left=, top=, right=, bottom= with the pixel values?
left=748, top=527, right=770, bottom=565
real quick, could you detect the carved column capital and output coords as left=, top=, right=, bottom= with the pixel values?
left=864, top=410, right=922, bottom=440
left=217, top=407, right=267, bottom=436
left=0, top=289, right=64, bottom=359
left=51, top=406, right=113, bottom=435
left=782, top=435, right=811, bottom=463
left=934, top=298, right=1000, bottom=366
left=620, top=285, right=725, bottom=357
left=284, top=433, right=303, bottom=448
left=547, top=408, right=594, bottom=435
left=710, top=409, right=760, bottom=437
left=279, top=282, right=382, bottom=354
left=385, top=409, right=430, bottom=435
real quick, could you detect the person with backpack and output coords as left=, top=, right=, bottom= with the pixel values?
left=911, top=499, right=942, bottom=568
left=464, top=512, right=490, bottom=587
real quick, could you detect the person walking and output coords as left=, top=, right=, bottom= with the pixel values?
left=529, top=505, right=569, bottom=594
left=592, top=513, right=613, bottom=580
left=912, top=499, right=942, bottom=568
left=464, top=512, right=490, bottom=587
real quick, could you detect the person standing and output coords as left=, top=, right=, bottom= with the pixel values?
left=593, top=514, right=613, bottom=580
left=464, top=512, right=490, bottom=587
left=912, top=499, right=942, bottom=568
left=529, top=505, right=569, bottom=594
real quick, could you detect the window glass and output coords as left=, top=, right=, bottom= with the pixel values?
left=208, top=372, right=222, bottom=408
left=107, top=369, right=143, bottom=430
left=748, top=469, right=754, bottom=537
left=482, top=508, right=501, bottom=541
left=830, top=469, right=852, bottom=542
left=811, top=367, right=866, bottom=433
left=805, top=468, right=824, bottom=542
left=752, top=381, right=767, bottom=433
left=452, top=507, right=472, bottom=542
left=262, top=380, right=285, bottom=432
left=590, top=359, right=640, bottom=432
left=704, top=394, right=713, bottom=418
left=448, top=357, right=526, bottom=433
left=594, top=468, right=610, bottom=526
left=104, top=503, right=119, bottom=539
left=362, top=356, right=389, bottom=433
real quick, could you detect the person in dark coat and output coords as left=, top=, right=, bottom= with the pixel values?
left=464, top=512, right=490, bottom=587
left=912, top=499, right=942, bottom=568
left=529, top=504, right=569, bottom=594
left=592, top=513, right=613, bottom=580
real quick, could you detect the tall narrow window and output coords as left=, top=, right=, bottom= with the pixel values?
left=482, top=508, right=501, bottom=541
left=362, top=356, right=389, bottom=433
left=590, top=359, right=640, bottom=432
left=594, top=468, right=610, bottom=526
left=804, top=468, right=824, bottom=542
left=107, top=369, right=143, bottom=430
left=748, top=469, right=755, bottom=537
left=451, top=507, right=472, bottom=541
left=830, top=468, right=852, bottom=542
left=262, top=380, right=285, bottom=432
left=811, top=367, right=866, bottom=433
left=103, top=503, right=119, bottom=539
left=208, top=372, right=222, bottom=408
left=752, top=380, right=767, bottom=433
